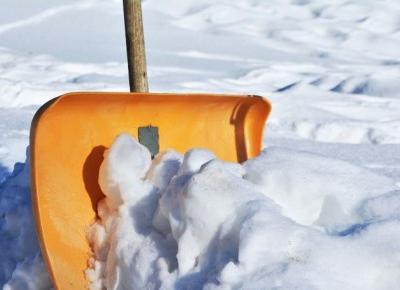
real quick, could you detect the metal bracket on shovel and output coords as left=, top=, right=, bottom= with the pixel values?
left=138, top=125, right=159, bottom=157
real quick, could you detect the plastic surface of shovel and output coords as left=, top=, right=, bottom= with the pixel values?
left=30, top=0, right=271, bottom=289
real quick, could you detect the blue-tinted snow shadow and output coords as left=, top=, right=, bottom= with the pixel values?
left=0, top=164, right=10, bottom=184
left=0, top=149, right=46, bottom=286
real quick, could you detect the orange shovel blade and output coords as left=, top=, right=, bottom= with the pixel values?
left=30, top=92, right=271, bottom=289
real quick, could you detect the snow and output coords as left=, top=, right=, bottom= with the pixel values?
left=98, top=134, right=153, bottom=210
left=245, top=148, right=397, bottom=231
left=86, top=134, right=400, bottom=289
left=0, top=150, right=52, bottom=290
left=1, top=0, right=400, bottom=289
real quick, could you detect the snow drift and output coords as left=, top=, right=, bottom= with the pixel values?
left=86, top=134, right=400, bottom=290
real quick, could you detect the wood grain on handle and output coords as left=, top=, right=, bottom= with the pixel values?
left=123, top=0, right=149, bottom=92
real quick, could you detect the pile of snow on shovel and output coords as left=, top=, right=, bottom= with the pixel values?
left=86, top=134, right=400, bottom=290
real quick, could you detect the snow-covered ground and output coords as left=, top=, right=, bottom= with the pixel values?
left=86, top=134, right=400, bottom=290
left=1, top=0, right=400, bottom=289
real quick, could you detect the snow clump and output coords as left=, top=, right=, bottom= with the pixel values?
left=86, top=133, right=400, bottom=290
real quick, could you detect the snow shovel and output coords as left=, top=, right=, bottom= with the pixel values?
left=30, top=0, right=271, bottom=289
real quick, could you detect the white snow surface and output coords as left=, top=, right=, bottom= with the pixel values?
left=1, top=0, right=400, bottom=289
left=86, top=134, right=400, bottom=290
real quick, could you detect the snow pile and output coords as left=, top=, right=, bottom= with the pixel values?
left=0, top=149, right=51, bottom=290
left=86, top=134, right=400, bottom=290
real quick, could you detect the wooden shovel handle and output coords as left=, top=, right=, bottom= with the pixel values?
left=123, top=0, right=149, bottom=92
